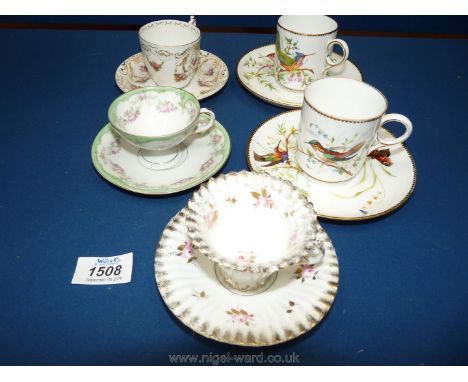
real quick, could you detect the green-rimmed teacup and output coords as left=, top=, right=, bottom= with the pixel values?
left=108, top=86, right=215, bottom=151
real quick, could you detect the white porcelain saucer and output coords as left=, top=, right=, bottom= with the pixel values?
left=237, top=44, right=363, bottom=109
left=91, top=121, right=230, bottom=195
left=247, top=110, right=416, bottom=221
left=155, top=208, right=339, bottom=346
left=116, top=51, right=229, bottom=100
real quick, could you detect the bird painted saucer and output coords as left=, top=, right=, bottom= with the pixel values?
left=91, top=120, right=230, bottom=195
left=116, top=51, right=229, bottom=100
left=237, top=44, right=363, bottom=109
left=155, top=208, right=339, bottom=346
left=247, top=110, right=416, bottom=221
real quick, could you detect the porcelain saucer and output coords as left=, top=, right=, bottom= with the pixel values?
left=237, top=44, right=363, bottom=109
left=155, top=208, right=339, bottom=346
left=91, top=121, right=230, bottom=195
left=247, top=110, right=416, bottom=221
left=116, top=51, right=229, bottom=100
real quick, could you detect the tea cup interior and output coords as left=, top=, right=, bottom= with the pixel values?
left=109, top=87, right=199, bottom=138
left=278, top=15, right=337, bottom=35
left=305, top=78, right=388, bottom=121
left=140, top=20, right=200, bottom=46
left=188, top=172, right=317, bottom=268
left=207, top=198, right=296, bottom=264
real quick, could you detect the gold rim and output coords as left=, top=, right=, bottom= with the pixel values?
left=245, top=110, right=417, bottom=222
left=303, top=77, right=389, bottom=124
left=139, top=20, right=201, bottom=48
left=277, top=17, right=338, bottom=37
left=155, top=208, right=339, bottom=346
left=236, top=44, right=364, bottom=109
left=304, top=96, right=385, bottom=124
left=185, top=170, right=320, bottom=274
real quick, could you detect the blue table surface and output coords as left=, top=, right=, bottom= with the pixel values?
left=0, top=28, right=467, bottom=366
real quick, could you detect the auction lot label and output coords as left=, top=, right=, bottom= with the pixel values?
left=71, top=252, right=133, bottom=285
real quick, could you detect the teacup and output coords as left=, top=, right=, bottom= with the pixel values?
left=186, top=171, right=324, bottom=293
left=139, top=16, right=200, bottom=89
left=274, top=15, right=350, bottom=91
left=296, top=77, right=413, bottom=182
left=108, top=86, right=215, bottom=151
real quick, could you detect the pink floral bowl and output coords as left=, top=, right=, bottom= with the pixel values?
left=186, top=171, right=324, bottom=291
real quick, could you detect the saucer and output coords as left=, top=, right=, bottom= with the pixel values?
left=91, top=121, right=230, bottom=195
left=116, top=50, right=229, bottom=100
left=155, top=208, right=339, bottom=346
left=237, top=44, right=363, bottom=109
left=246, top=110, right=416, bottom=221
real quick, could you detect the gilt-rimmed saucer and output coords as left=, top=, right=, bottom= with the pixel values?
left=237, top=44, right=363, bottom=109
left=91, top=121, right=230, bottom=195
left=247, top=110, right=416, bottom=221
left=155, top=208, right=339, bottom=346
left=116, top=51, right=229, bottom=100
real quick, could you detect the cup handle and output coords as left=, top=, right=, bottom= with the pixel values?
left=189, top=16, right=197, bottom=26
left=321, top=38, right=349, bottom=76
left=192, top=108, right=215, bottom=135
left=376, top=113, right=413, bottom=146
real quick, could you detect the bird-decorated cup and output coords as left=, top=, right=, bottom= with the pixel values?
left=274, top=15, right=350, bottom=91
left=139, top=16, right=200, bottom=89
left=296, top=77, right=413, bottom=182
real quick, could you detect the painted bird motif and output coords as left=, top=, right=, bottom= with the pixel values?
left=368, top=148, right=393, bottom=166
left=306, top=140, right=366, bottom=162
left=275, top=35, right=315, bottom=72
left=260, top=52, right=276, bottom=62
left=254, top=141, right=289, bottom=167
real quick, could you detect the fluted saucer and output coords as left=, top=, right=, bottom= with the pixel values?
left=155, top=208, right=339, bottom=346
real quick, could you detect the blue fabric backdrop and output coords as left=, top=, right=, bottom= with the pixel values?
left=1, top=15, right=467, bottom=35
left=0, top=19, right=467, bottom=365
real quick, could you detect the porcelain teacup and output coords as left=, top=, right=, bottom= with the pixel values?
left=275, top=15, right=350, bottom=91
left=108, top=86, right=215, bottom=151
left=296, top=77, right=413, bottom=182
left=139, top=16, right=200, bottom=89
left=186, top=171, right=324, bottom=293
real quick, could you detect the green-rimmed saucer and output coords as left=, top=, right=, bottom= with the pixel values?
left=91, top=121, right=230, bottom=195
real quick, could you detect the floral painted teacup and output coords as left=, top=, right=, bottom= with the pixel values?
left=108, top=87, right=215, bottom=151
left=186, top=171, right=324, bottom=293
left=275, top=15, right=350, bottom=91
left=139, top=16, right=200, bottom=89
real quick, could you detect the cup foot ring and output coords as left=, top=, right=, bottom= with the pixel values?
left=138, top=143, right=188, bottom=171
left=214, top=263, right=278, bottom=296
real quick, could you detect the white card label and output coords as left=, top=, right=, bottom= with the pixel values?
left=71, top=252, right=133, bottom=285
